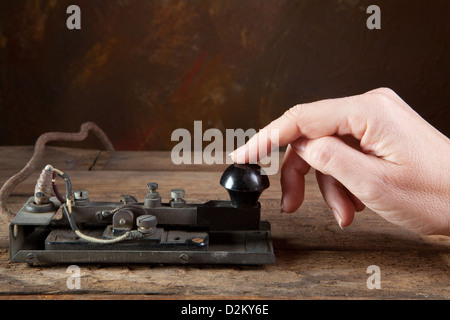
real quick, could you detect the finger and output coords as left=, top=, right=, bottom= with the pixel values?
left=347, top=189, right=366, bottom=212
left=290, top=136, right=384, bottom=200
left=280, top=145, right=311, bottom=213
left=316, top=171, right=356, bottom=228
left=229, top=91, right=379, bottom=164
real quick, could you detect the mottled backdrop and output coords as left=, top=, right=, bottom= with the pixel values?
left=0, top=0, right=449, bottom=150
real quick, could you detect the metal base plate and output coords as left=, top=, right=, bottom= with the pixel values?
left=11, top=222, right=275, bottom=265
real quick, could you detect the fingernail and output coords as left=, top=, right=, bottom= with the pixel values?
left=332, top=209, right=344, bottom=231
left=280, top=198, right=286, bottom=214
left=337, top=217, right=344, bottom=230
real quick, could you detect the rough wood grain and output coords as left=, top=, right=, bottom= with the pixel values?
left=0, top=147, right=449, bottom=299
left=0, top=146, right=102, bottom=172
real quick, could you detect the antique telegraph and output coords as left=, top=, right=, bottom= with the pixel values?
left=9, top=163, right=275, bottom=265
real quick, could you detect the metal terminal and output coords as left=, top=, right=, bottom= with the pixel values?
left=112, top=209, right=134, bottom=235
left=147, top=183, right=158, bottom=194
left=136, top=215, right=157, bottom=235
left=25, top=198, right=58, bottom=213
left=74, top=190, right=89, bottom=200
left=170, top=188, right=186, bottom=208
left=144, top=182, right=161, bottom=208
left=74, top=190, right=89, bottom=206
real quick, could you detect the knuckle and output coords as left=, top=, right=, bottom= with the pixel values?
left=363, top=89, right=400, bottom=121
left=280, top=104, right=307, bottom=136
left=366, top=88, right=397, bottom=109
left=283, top=104, right=305, bottom=121
left=371, top=87, right=395, bottom=96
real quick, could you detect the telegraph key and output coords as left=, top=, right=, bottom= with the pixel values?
left=9, top=163, right=275, bottom=265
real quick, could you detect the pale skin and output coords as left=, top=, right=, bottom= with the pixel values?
left=229, top=88, right=450, bottom=236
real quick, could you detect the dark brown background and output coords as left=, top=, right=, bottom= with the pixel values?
left=0, top=0, right=449, bottom=151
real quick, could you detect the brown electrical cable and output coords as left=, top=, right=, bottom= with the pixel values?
left=33, top=166, right=53, bottom=205
left=51, top=171, right=66, bottom=203
left=0, top=122, right=115, bottom=220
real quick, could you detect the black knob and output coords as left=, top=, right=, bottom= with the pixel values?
left=220, top=164, right=270, bottom=208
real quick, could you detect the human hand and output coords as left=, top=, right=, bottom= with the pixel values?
left=229, top=88, right=450, bottom=236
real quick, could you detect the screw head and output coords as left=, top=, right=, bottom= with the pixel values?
left=171, top=188, right=185, bottom=200
left=147, top=182, right=158, bottom=192
left=136, top=215, right=157, bottom=228
left=26, top=253, right=37, bottom=265
left=179, top=253, right=189, bottom=264
left=74, top=190, right=89, bottom=200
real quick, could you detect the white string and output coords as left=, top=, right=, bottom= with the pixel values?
left=74, top=229, right=130, bottom=244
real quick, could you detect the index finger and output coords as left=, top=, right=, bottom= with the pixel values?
left=229, top=90, right=382, bottom=163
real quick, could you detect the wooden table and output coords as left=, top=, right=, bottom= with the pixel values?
left=0, top=146, right=448, bottom=300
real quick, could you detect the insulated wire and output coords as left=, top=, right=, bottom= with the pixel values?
left=51, top=165, right=133, bottom=244
left=74, top=229, right=130, bottom=244
left=0, top=122, right=115, bottom=220
left=62, top=197, right=132, bottom=244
